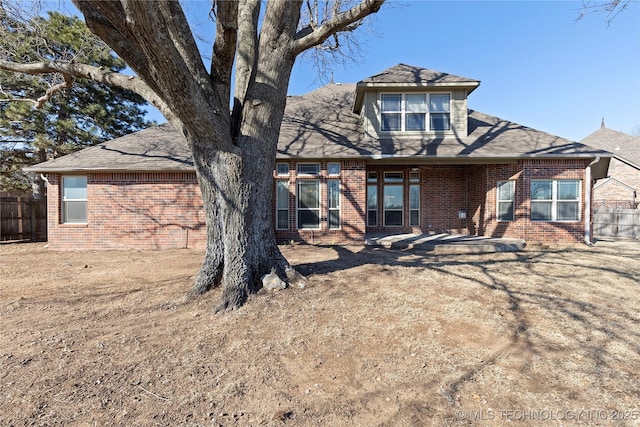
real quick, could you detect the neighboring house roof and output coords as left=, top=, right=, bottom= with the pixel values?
left=581, top=126, right=640, bottom=165
left=26, top=65, right=611, bottom=178
left=594, top=176, right=636, bottom=192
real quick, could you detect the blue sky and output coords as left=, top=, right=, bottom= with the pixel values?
left=289, top=0, right=640, bottom=141
left=61, top=0, right=640, bottom=142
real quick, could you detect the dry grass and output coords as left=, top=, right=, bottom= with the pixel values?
left=1, top=240, right=639, bottom=426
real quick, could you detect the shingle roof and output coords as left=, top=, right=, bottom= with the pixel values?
left=580, top=126, right=640, bottom=165
left=25, top=124, right=192, bottom=173
left=353, top=64, right=480, bottom=113
left=359, top=63, right=480, bottom=86
left=26, top=76, right=610, bottom=175
left=279, top=83, right=608, bottom=161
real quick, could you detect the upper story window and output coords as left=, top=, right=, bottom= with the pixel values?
left=380, top=93, right=451, bottom=132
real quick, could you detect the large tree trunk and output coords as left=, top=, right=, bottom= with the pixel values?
left=66, top=0, right=381, bottom=312
left=187, top=133, right=304, bottom=312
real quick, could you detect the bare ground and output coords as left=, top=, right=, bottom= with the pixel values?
left=1, top=240, right=639, bottom=426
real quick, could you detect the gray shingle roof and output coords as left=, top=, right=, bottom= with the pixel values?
left=359, top=63, right=480, bottom=86
left=580, top=126, right=640, bottom=165
left=353, top=64, right=480, bottom=114
left=279, top=83, right=609, bottom=160
left=26, top=75, right=610, bottom=174
left=25, top=124, right=192, bottom=173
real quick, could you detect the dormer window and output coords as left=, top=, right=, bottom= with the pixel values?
left=380, top=93, right=451, bottom=132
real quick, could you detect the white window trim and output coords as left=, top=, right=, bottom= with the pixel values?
left=531, top=180, right=581, bottom=222
left=497, top=180, right=515, bottom=222
left=297, top=179, right=321, bottom=230
left=379, top=92, right=452, bottom=133
left=62, top=175, right=88, bottom=224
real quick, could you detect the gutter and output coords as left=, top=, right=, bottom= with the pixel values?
left=584, top=157, right=601, bottom=246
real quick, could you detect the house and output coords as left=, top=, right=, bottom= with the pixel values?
left=25, top=64, right=611, bottom=250
left=581, top=122, right=640, bottom=210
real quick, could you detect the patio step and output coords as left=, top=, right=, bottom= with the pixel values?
left=364, top=233, right=526, bottom=254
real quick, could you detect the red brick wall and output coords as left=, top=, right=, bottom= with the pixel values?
left=47, top=172, right=206, bottom=250
left=273, top=160, right=367, bottom=244
left=471, top=160, right=591, bottom=243
left=45, top=159, right=595, bottom=250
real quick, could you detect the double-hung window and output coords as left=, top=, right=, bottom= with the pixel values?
left=531, top=180, right=580, bottom=222
left=497, top=181, right=515, bottom=221
left=62, top=176, right=87, bottom=223
left=381, top=93, right=451, bottom=132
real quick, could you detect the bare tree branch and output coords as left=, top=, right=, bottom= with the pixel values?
left=576, top=0, right=635, bottom=25
left=0, top=59, right=172, bottom=118
left=293, top=0, right=384, bottom=54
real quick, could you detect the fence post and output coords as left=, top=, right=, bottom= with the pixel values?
left=30, top=201, right=36, bottom=242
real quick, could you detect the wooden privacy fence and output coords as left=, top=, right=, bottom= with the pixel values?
left=593, top=208, right=640, bottom=239
left=0, top=196, right=47, bottom=242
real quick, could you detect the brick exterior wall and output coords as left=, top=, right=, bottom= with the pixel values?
left=470, top=160, right=591, bottom=243
left=45, top=159, right=594, bottom=250
left=594, top=158, right=640, bottom=209
left=273, top=160, right=367, bottom=244
left=47, top=172, right=206, bottom=250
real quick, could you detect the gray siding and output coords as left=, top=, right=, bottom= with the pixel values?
left=360, top=88, right=469, bottom=139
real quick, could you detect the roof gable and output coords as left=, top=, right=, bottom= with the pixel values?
left=353, top=64, right=480, bottom=114
left=26, top=73, right=609, bottom=174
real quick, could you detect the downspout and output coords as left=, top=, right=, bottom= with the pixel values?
left=584, top=157, right=600, bottom=245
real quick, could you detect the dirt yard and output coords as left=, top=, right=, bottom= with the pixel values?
left=1, top=240, right=639, bottom=426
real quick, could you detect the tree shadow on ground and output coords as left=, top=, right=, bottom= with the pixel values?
left=290, top=242, right=640, bottom=423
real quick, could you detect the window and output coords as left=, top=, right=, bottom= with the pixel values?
left=297, top=180, right=320, bottom=229
left=531, top=180, right=580, bottom=222
left=275, top=180, right=289, bottom=230
left=367, top=185, right=378, bottom=226
left=384, top=185, right=403, bottom=226
left=497, top=181, right=515, bottom=221
left=328, top=179, right=340, bottom=229
left=62, top=176, right=87, bottom=223
left=327, top=163, right=340, bottom=176
left=367, top=171, right=378, bottom=183
left=409, top=184, right=420, bottom=226
left=276, top=163, right=289, bottom=176
left=297, top=163, right=320, bottom=176
left=380, top=93, right=451, bottom=132
left=384, top=172, right=403, bottom=183
left=429, top=94, right=451, bottom=131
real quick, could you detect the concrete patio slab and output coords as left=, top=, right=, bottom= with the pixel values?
left=364, top=233, right=526, bottom=254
